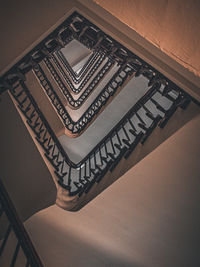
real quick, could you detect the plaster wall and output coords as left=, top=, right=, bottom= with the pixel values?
left=0, top=93, right=56, bottom=222
left=94, top=0, right=200, bottom=78
left=24, top=113, right=200, bottom=267
left=0, top=0, right=199, bottom=220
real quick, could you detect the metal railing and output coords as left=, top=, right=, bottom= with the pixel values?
left=33, top=61, right=133, bottom=136
left=53, top=51, right=106, bottom=92
left=0, top=178, right=43, bottom=267
left=55, top=50, right=100, bottom=84
left=1, top=12, right=198, bottom=137
left=44, top=53, right=114, bottom=107
left=1, top=11, right=199, bottom=197
left=10, top=76, right=193, bottom=196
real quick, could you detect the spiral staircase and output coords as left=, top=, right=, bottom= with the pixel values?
left=0, top=3, right=200, bottom=267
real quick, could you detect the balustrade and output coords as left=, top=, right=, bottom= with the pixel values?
left=0, top=11, right=199, bottom=199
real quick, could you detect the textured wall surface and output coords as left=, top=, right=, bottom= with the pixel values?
left=94, top=0, right=200, bottom=77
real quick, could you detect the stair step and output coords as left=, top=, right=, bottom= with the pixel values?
left=145, top=112, right=155, bottom=121
left=90, top=168, right=98, bottom=175
left=101, top=156, right=109, bottom=163
left=122, top=138, right=131, bottom=147
left=138, top=123, right=147, bottom=131
left=83, top=175, right=90, bottom=182
left=95, top=164, right=102, bottom=172
left=107, top=152, right=116, bottom=161
left=114, top=143, right=123, bottom=151
left=129, top=128, right=137, bottom=136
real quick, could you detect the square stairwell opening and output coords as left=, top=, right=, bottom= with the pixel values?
left=60, top=39, right=92, bottom=74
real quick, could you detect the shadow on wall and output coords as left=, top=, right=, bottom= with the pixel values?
left=0, top=93, right=57, bottom=228
left=24, top=114, right=200, bottom=267
left=25, top=206, right=144, bottom=267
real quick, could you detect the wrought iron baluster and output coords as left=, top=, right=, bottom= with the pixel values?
left=128, top=117, right=137, bottom=133
left=116, top=130, right=122, bottom=146
left=99, top=147, right=103, bottom=165
left=142, top=104, right=155, bottom=120
left=89, top=156, right=92, bottom=177
left=110, top=136, right=116, bottom=154
left=0, top=207, right=3, bottom=217
left=10, top=241, right=20, bottom=267
left=84, top=162, right=88, bottom=179
left=135, top=112, right=146, bottom=125
left=55, top=51, right=99, bottom=82
left=104, top=142, right=108, bottom=156
left=122, top=124, right=130, bottom=141
left=79, top=166, right=82, bottom=183
left=0, top=224, right=12, bottom=256
left=67, top=166, right=71, bottom=186
left=150, top=97, right=167, bottom=114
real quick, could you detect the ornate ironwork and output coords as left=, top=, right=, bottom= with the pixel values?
left=42, top=55, right=114, bottom=108
left=10, top=76, right=193, bottom=196
left=34, top=62, right=133, bottom=136
left=1, top=11, right=199, bottom=102
left=52, top=51, right=106, bottom=93
left=55, top=50, right=100, bottom=84
left=0, top=11, right=199, bottom=197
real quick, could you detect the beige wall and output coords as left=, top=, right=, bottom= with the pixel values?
left=0, top=93, right=56, bottom=222
left=0, top=0, right=78, bottom=74
left=94, top=0, right=200, bottom=78
left=25, top=113, right=200, bottom=267
left=1, top=0, right=199, bottom=101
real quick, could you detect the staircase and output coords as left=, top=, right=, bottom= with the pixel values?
left=0, top=11, right=199, bottom=212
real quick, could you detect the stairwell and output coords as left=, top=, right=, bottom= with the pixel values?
left=1, top=11, right=200, bottom=211
left=0, top=1, right=200, bottom=266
